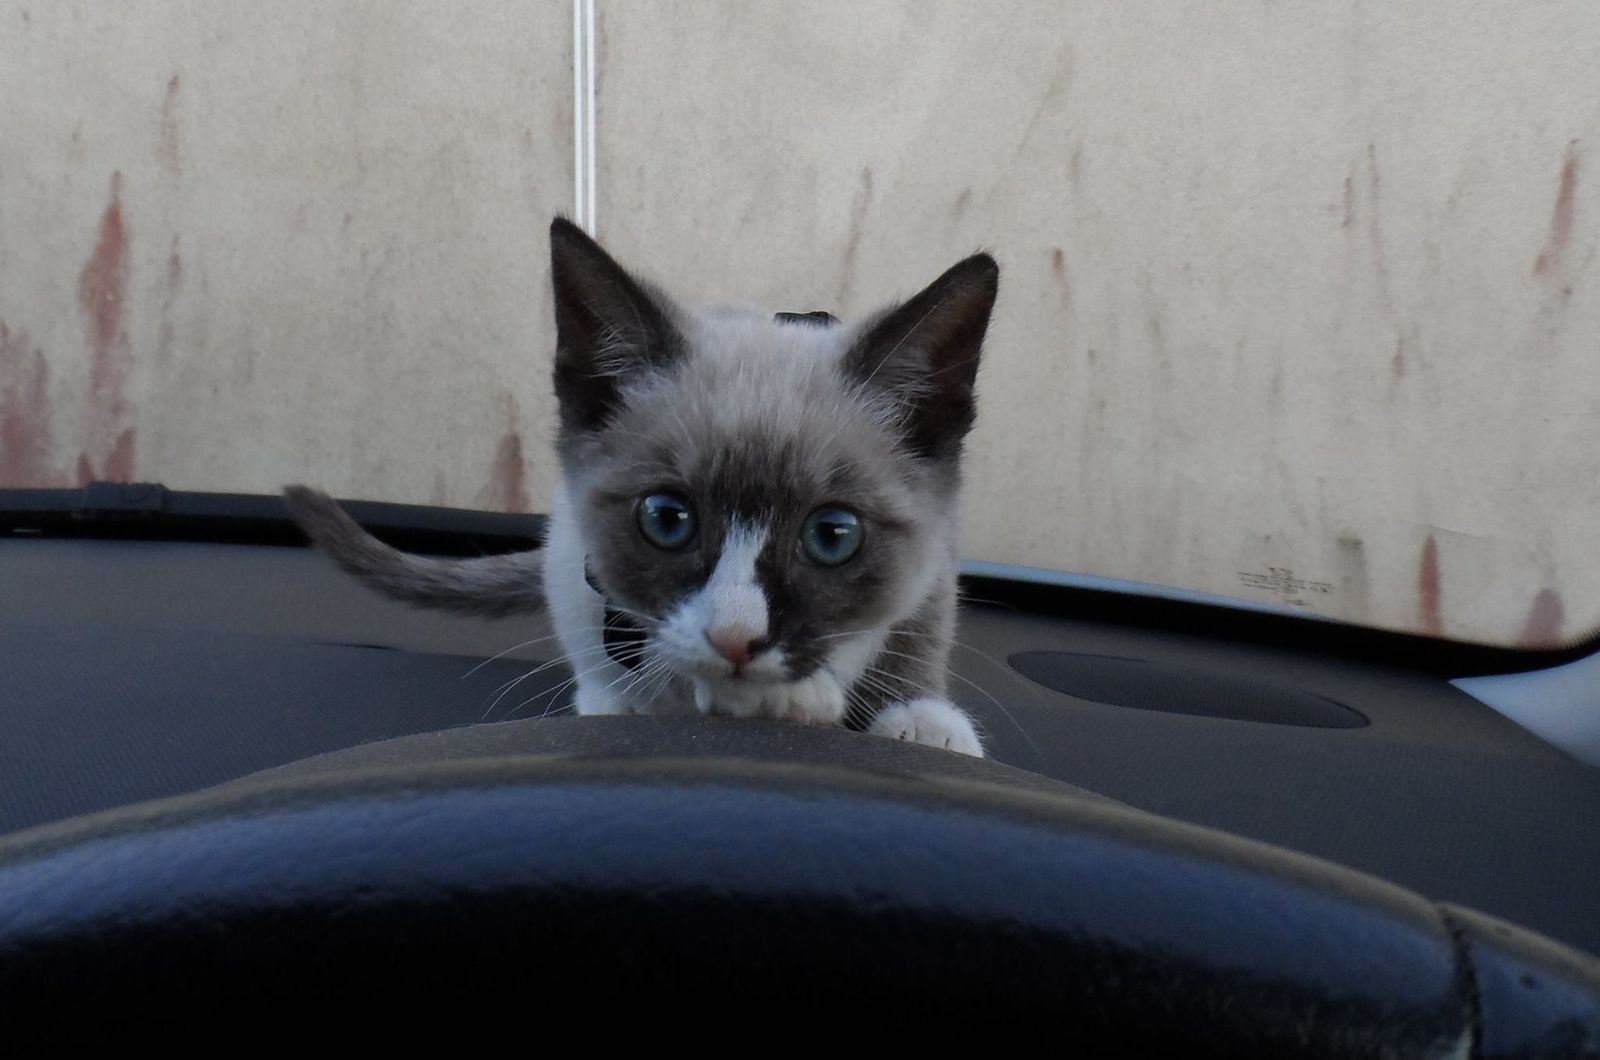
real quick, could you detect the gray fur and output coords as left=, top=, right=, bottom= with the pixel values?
left=282, top=485, right=543, bottom=618
left=286, top=218, right=998, bottom=753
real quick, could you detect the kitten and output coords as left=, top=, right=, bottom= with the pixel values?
left=285, top=218, right=998, bottom=756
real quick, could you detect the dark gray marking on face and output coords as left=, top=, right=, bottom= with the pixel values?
left=583, top=556, right=647, bottom=671
left=602, top=606, right=647, bottom=670
left=584, top=437, right=917, bottom=680
left=774, top=311, right=840, bottom=327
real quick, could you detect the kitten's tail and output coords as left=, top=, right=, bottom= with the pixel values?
left=282, top=485, right=545, bottom=618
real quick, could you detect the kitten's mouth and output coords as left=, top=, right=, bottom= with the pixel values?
left=690, top=659, right=786, bottom=686
left=715, top=667, right=788, bottom=692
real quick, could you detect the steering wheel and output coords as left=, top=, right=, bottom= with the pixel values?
left=1, top=717, right=1595, bottom=1054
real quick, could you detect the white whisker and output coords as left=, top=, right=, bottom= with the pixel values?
left=461, top=632, right=568, bottom=679
left=462, top=620, right=652, bottom=681
left=488, top=644, right=650, bottom=722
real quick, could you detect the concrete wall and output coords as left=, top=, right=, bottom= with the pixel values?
left=2, top=1, right=1597, bottom=647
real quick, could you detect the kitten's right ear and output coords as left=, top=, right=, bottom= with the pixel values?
left=549, top=217, right=684, bottom=434
left=842, top=252, right=1000, bottom=461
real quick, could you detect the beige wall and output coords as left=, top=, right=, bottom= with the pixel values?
left=2, top=1, right=1598, bottom=647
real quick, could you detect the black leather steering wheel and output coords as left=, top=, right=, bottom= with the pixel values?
left=0, top=717, right=1595, bottom=1054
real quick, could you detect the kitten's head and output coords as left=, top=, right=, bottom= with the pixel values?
left=548, top=218, right=998, bottom=711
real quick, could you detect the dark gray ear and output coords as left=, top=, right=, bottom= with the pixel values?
left=842, top=253, right=999, bottom=460
left=549, top=217, right=684, bottom=435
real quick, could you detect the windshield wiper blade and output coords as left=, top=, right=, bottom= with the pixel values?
left=0, top=482, right=544, bottom=556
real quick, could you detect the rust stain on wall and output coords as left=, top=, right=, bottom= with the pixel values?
left=1533, top=141, right=1579, bottom=278
left=157, top=74, right=181, bottom=177
left=834, top=166, right=874, bottom=306
left=78, top=172, right=128, bottom=375
left=102, top=427, right=137, bottom=482
left=1417, top=534, right=1442, bottom=637
left=1051, top=247, right=1070, bottom=310
left=478, top=395, right=530, bottom=513
left=157, top=234, right=182, bottom=366
left=1365, top=144, right=1395, bottom=316
left=75, top=171, right=138, bottom=482
left=1526, top=141, right=1582, bottom=348
left=1518, top=587, right=1566, bottom=648
left=486, top=432, right=530, bottom=512
left=0, top=322, right=56, bottom=487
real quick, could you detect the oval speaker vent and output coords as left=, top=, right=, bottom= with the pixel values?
left=1008, top=652, right=1367, bottom=729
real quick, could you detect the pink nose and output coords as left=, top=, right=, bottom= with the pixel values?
left=705, top=628, right=761, bottom=670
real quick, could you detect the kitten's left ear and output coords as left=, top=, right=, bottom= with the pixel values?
left=842, top=253, right=1000, bottom=460
left=549, top=217, right=685, bottom=435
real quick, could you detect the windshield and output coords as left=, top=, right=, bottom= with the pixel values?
left=1, top=4, right=1595, bottom=650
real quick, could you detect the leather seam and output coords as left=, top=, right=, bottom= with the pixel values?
left=1438, top=905, right=1484, bottom=1058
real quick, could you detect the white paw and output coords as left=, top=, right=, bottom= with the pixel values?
left=696, top=677, right=763, bottom=718
left=691, top=672, right=847, bottom=726
left=763, top=671, right=847, bottom=726
left=868, top=698, right=984, bottom=757
left=573, top=682, right=631, bottom=716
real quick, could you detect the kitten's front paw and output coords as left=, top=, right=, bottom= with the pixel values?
left=764, top=671, right=847, bottom=726
left=573, top=682, right=632, bottom=716
left=868, top=698, right=984, bottom=757
left=694, top=672, right=847, bottom=726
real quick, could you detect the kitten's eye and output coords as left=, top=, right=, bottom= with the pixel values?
left=801, top=507, right=862, bottom=566
left=636, top=493, right=697, bottom=550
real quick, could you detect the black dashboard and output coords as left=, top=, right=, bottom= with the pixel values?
left=3, top=526, right=1599, bottom=959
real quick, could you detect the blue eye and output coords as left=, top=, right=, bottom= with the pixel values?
left=801, top=507, right=862, bottom=566
left=637, top=493, right=696, bottom=550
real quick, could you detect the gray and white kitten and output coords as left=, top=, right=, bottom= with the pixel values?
left=285, top=218, right=999, bottom=756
